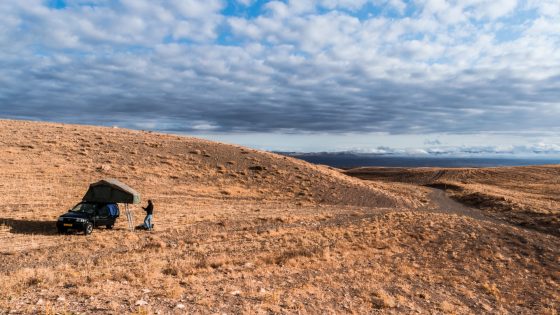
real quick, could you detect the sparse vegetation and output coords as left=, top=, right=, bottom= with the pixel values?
left=0, top=120, right=558, bottom=313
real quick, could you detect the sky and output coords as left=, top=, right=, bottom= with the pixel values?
left=0, top=0, right=559, bottom=155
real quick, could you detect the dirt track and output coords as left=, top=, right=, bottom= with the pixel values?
left=425, top=188, right=497, bottom=223
left=345, top=166, right=560, bottom=236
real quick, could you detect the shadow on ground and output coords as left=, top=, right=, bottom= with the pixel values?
left=423, top=188, right=560, bottom=237
left=0, top=218, right=58, bottom=235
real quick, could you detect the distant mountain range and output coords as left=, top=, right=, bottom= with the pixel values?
left=276, top=151, right=560, bottom=168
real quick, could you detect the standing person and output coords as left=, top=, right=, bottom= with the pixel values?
left=142, top=200, right=154, bottom=230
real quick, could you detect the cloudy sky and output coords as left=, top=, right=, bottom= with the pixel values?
left=0, top=0, right=559, bottom=155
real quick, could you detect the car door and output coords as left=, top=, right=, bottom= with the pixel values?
left=95, top=205, right=110, bottom=226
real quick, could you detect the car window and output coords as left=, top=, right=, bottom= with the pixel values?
left=71, top=203, right=96, bottom=214
left=97, top=205, right=109, bottom=217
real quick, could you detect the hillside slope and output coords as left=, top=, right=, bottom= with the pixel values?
left=0, top=120, right=558, bottom=314
left=0, top=120, right=415, bottom=228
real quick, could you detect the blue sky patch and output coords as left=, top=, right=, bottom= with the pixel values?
left=46, top=0, right=66, bottom=9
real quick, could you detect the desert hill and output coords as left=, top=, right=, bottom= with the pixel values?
left=0, top=120, right=558, bottom=314
left=345, top=166, right=560, bottom=235
left=0, top=120, right=412, bottom=213
left=0, top=119, right=421, bottom=243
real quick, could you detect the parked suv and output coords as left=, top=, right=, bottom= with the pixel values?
left=57, top=202, right=120, bottom=234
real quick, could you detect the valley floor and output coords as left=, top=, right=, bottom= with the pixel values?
left=1, top=199, right=558, bottom=314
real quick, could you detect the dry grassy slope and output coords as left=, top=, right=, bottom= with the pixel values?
left=2, top=211, right=559, bottom=314
left=345, top=166, right=560, bottom=234
left=0, top=120, right=416, bottom=222
left=0, top=120, right=558, bottom=314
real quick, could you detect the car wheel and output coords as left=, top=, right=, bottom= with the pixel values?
left=57, top=227, right=66, bottom=234
left=84, top=222, right=93, bottom=235
left=106, top=224, right=114, bottom=229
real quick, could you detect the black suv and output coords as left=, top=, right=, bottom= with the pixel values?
left=57, top=202, right=120, bottom=234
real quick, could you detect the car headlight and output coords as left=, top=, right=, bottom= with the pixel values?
left=57, top=217, right=64, bottom=221
left=76, top=218, right=88, bottom=223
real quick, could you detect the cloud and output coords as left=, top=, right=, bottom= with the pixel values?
left=424, top=139, right=442, bottom=145
left=235, top=0, right=254, bottom=6
left=346, top=143, right=560, bottom=156
left=0, top=0, right=558, bottom=141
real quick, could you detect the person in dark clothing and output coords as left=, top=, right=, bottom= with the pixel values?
left=142, top=200, right=154, bottom=230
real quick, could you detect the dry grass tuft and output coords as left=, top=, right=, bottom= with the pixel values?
left=371, top=290, right=396, bottom=309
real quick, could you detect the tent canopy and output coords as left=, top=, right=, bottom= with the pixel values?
left=82, top=179, right=141, bottom=204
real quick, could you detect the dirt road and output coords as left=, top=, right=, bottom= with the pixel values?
left=423, top=188, right=557, bottom=237
left=424, top=188, right=494, bottom=222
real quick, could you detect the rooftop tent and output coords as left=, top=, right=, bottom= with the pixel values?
left=82, top=179, right=141, bottom=204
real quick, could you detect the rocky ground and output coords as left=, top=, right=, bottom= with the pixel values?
left=0, top=120, right=558, bottom=314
